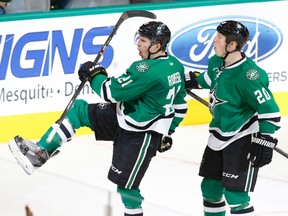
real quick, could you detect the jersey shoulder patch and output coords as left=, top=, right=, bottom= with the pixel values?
left=135, top=61, right=149, bottom=73
left=246, top=69, right=259, bottom=80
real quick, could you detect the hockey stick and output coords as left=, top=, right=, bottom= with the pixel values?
left=274, top=145, right=288, bottom=159
left=187, top=90, right=210, bottom=108
left=46, top=10, right=157, bottom=143
left=187, top=90, right=288, bottom=159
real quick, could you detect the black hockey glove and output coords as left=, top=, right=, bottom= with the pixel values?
left=78, top=61, right=108, bottom=82
left=158, top=135, right=173, bottom=153
left=184, top=71, right=201, bottom=90
left=249, top=132, right=278, bottom=168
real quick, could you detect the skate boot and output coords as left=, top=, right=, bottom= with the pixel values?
left=8, top=135, right=59, bottom=175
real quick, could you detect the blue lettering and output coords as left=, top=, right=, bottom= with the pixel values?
left=0, top=34, right=14, bottom=80
left=11, top=32, right=48, bottom=78
left=0, top=26, right=115, bottom=80
left=82, top=26, right=114, bottom=68
left=51, top=29, right=83, bottom=75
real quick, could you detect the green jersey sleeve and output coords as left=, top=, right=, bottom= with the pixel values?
left=236, top=61, right=281, bottom=134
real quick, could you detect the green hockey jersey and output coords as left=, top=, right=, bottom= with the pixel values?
left=91, top=54, right=188, bottom=136
left=197, top=54, right=281, bottom=150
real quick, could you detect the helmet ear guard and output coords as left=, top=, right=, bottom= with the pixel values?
left=217, top=20, right=250, bottom=51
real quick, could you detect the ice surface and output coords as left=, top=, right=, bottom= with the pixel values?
left=1, top=118, right=288, bottom=216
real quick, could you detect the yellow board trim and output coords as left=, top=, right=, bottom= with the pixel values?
left=1, top=112, right=92, bottom=143
left=182, top=91, right=288, bottom=125
left=1, top=91, right=287, bottom=143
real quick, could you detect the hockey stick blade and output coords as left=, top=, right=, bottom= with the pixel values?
left=46, top=10, right=156, bottom=143
left=187, top=90, right=288, bottom=160
left=124, top=10, right=157, bottom=20
left=93, top=10, right=156, bottom=64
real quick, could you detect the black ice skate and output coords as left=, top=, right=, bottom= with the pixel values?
left=8, top=135, right=58, bottom=175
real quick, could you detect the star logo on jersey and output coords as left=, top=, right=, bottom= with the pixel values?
left=136, top=62, right=149, bottom=72
left=209, top=85, right=227, bottom=115
left=246, top=69, right=259, bottom=80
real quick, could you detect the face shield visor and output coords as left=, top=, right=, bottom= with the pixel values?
left=134, top=32, right=140, bottom=45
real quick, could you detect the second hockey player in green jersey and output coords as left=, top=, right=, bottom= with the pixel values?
left=185, top=20, right=280, bottom=216
left=197, top=54, right=280, bottom=150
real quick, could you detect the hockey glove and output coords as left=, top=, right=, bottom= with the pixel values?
left=249, top=132, right=278, bottom=167
left=78, top=61, right=108, bottom=82
left=184, top=71, right=201, bottom=90
left=158, top=135, right=173, bottom=153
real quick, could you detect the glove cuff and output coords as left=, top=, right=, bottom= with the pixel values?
left=252, top=133, right=277, bottom=149
left=90, top=68, right=108, bottom=82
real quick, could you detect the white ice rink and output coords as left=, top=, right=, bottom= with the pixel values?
left=1, top=117, right=288, bottom=216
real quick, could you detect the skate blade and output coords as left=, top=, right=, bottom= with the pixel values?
left=8, top=139, right=35, bottom=175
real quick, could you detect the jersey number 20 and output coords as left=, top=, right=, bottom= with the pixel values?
left=254, top=88, right=271, bottom=104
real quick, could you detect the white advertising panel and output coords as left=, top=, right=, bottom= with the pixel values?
left=0, top=1, right=287, bottom=117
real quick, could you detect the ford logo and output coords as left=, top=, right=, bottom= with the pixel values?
left=168, top=17, right=283, bottom=70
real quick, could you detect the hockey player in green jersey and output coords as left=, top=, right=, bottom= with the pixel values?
left=8, top=21, right=187, bottom=216
left=185, top=20, right=280, bottom=215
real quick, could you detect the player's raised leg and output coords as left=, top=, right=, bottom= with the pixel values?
left=8, top=99, right=90, bottom=174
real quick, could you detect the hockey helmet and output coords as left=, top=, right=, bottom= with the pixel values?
left=217, top=20, right=250, bottom=51
left=138, top=21, right=171, bottom=49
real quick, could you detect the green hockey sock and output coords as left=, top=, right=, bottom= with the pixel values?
left=201, top=178, right=226, bottom=216
left=37, top=99, right=92, bottom=152
left=37, top=118, right=75, bottom=152
left=117, top=186, right=144, bottom=209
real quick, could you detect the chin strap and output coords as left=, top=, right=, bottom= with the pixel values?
left=147, top=48, right=162, bottom=59
left=147, top=40, right=163, bottom=59
left=222, top=45, right=238, bottom=61
left=222, top=38, right=242, bottom=60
